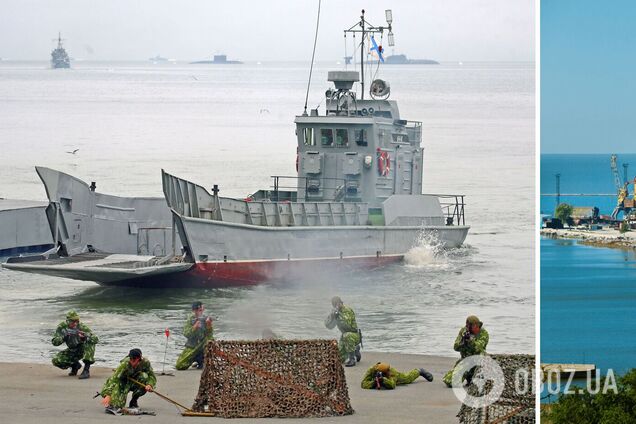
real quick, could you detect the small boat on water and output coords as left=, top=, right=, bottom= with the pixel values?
left=51, top=33, right=70, bottom=69
left=3, top=10, right=469, bottom=288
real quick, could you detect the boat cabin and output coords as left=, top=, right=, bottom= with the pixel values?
left=294, top=71, right=423, bottom=208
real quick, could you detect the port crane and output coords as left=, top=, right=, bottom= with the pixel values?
left=610, top=154, right=634, bottom=220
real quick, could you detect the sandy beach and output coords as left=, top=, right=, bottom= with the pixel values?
left=0, top=352, right=460, bottom=423
left=540, top=227, right=636, bottom=249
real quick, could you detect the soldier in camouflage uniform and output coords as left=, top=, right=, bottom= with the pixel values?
left=175, top=301, right=214, bottom=370
left=361, top=362, right=433, bottom=390
left=442, top=315, right=489, bottom=387
left=324, top=296, right=361, bottom=367
left=51, top=310, right=98, bottom=379
left=100, top=348, right=156, bottom=412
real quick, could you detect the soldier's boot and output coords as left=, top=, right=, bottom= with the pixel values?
left=194, top=352, right=204, bottom=369
left=78, top=362, right=91, bottom=379
left=344, top=353, right=356, bottom=367
left=419, top=368, right=434, bottom=382
left=68, top=362, right=81, bottom=376
left=355, top=345, right=362, bottom=362
left=129, top=394, right=140, bottom=408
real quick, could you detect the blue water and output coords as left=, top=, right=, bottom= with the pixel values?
left=541, top=237, right=636, bottom=375
left=540, top=153, right=636, bottom=216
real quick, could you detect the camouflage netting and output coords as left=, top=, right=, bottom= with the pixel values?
left=458, top=354, right=536, bottom=424
left=192, top=339, right=354, bottom=418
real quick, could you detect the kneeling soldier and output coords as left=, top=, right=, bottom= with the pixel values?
left=443, top=315, right=489, bottom=387
left=362, top=362, right=433, bottom=390
left=51, top=310, right=98, bottom=379
left=100, top=348, right=156, bottom=413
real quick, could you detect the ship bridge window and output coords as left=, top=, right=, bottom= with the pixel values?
left=392, top=133, right=409, bottom=143
left=321, top=129, right=333, bottom=147
left=355, top=129, right=368, bottom=146
left=303, top=128, right=315, bottom=146
left=335, top=129, right=349, bottom=147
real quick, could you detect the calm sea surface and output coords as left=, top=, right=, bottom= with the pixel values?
left=0, top=61, right=534, bottom=367
left=541, top=238, right=636, bottom=375
left=541, top=154, right=636, bottom=375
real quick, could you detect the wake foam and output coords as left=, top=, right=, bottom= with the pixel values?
left=403, top=231, right=450, bottom=269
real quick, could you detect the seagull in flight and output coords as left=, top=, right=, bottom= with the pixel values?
left=66, top=149, right=79, bottom=155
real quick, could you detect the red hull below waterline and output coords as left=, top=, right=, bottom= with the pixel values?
left=100, top=255, right=404, bottom=288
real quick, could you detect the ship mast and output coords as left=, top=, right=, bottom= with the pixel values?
left=344, top=9, right=394, bottom=100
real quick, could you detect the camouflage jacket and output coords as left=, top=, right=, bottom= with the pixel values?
left=51, top=321, right=98, bottom=348
left=453, top=326, right=489, bottom=358
left=183, top=312, right=214, bottom=348
left=324, top=305, right=358, bottom=334
left=101, top=357, right=157, bottom=396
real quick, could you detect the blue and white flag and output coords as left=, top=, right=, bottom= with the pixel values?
left=369, top=36, right=384, bottom=63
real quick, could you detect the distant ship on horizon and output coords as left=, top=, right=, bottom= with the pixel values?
left=51, top=32, right=70, bottom=69
left=385, top=54, right=438, bottom=65
left=149, top=55, right=176, bottom=63
left=190, top=54, right=242, bottom=65
left=149, top=54, right=168, bottom=62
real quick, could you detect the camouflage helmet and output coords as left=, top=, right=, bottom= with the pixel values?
left=66, top=310, right=80, bottom=322
left=331, top=296, right=343, bottom=308
left=375, top=362, right=391, bottom=374
left=466, top=315, right=482, bottom=327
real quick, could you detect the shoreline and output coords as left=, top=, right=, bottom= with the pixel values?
left=0, top=352, right=462, bottom=423
left=540, top=227, right=636, bottom=249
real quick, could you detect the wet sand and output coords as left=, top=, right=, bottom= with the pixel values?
left=0, top=352, right=460, bottom=423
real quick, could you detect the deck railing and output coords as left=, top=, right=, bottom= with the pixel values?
left=271, top=176, right=357, bottom=202
left=435, top=194, right=466, bottom=226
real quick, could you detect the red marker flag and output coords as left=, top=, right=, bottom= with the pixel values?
left=165, top=328, right=170, bottom=338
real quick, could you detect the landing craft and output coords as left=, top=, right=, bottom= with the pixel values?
left=3, top=10, right=469, bottom=287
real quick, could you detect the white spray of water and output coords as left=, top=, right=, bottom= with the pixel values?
left=403, top=230, right=451, bottom=269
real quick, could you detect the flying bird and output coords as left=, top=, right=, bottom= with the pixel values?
left=66, top=149, right=79, bottom=155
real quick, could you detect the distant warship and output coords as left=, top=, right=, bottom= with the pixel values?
left=190, top=54, right=242, bottom=64
left=385, top=54, right=438, bottom=65
left=51, top=33, right=70, bottom=69
left=149, top=55, right=168, bottom=62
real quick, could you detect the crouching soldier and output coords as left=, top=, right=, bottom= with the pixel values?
left=362, top=362, right=433, bottom=390
left=175, top=301, right=214, bottom=370
left=443, top=315, right=489, bottom=387
left=324, top=296, right=361, bottom=367
left=51, top=310, right=98, bottom=379
left=100, top=348, right=156, bottom=413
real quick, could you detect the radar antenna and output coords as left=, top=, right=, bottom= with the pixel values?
left=343, top=9, right=395, bottom=100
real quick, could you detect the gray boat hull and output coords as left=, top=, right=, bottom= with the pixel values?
left=172, top=212, right=469, bottom=286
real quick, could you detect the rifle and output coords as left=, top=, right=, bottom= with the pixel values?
left=61, top=327, right=87, bottom=347
left=192, top=315, right=211, bottom=329
left=374, top=371, right=383, bottom=390
left=358, top=329, right=363, bottom=349
left=461, top=326, right=472, bottom=345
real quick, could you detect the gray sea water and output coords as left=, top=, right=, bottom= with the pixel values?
left=0, top=61, right=535, bottom=368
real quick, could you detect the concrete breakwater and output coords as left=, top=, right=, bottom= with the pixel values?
left=541, top=228, right=636, bottom=249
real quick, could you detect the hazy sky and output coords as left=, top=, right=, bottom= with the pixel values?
left=542, top=0, right=636, bottom=153
left=0, top=0, right=534, bottom=61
